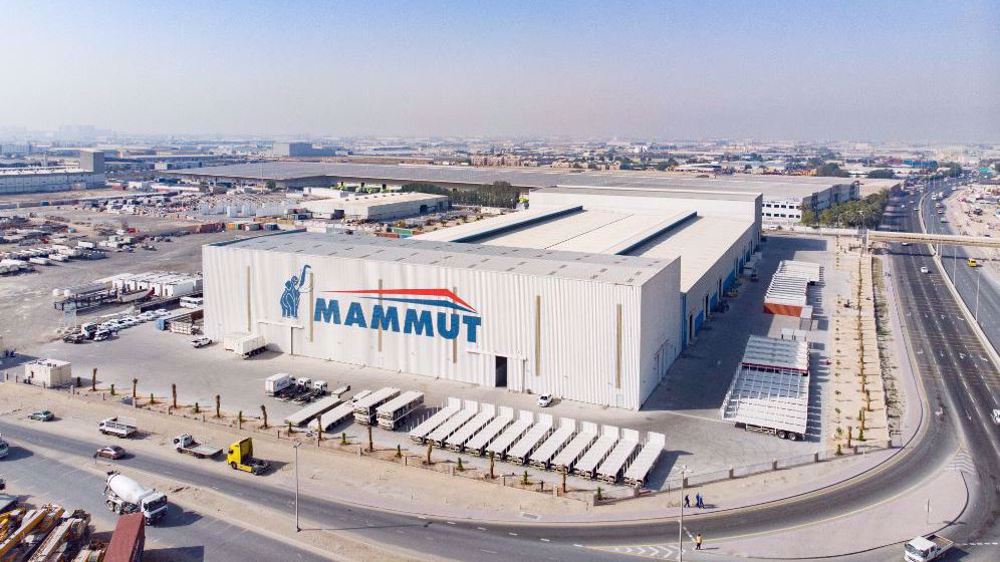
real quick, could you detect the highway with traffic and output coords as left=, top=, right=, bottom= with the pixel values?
left=2, top=179, right=999, bottom=561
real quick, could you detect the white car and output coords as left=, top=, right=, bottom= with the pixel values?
left=920, top=266, right=930, bottom=274
left=993, top=409, right=1000, bottom=425
left=190, top=337, right=212, bottom=348
left=537, top=394, right=554, bottom=408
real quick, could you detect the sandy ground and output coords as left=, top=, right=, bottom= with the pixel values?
left=0, top=379, right=887, bottom=524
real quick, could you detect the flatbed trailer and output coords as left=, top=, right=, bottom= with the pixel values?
left=427, top=401, right=479, bottom=447
left=376, top=391, right=425, bottom=430
left=485, top=410, right=534, bottom=459
left=529, top=418, right=576, bottom=469
left=284, top=395, right=343, bottom=427
left=573, top=425, right=619, bottom=478
left=409, top=398, right=462, bottom=443
left=353, top=387, right=401, bottom=425
left=318, top=402, right=357, bottom=432
left=622, top=432, right=665, bottom=487
left=597, top=428, right=640, bottom=483
left=444, top=404, right=495, bottom=451
left=507, top=414, right=554, bottom=465
left=551, top=421, right=598, bottom=472
left=465, top=407, right=515, bottom=456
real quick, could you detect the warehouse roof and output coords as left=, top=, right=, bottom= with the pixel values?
left=631, top=216, right=754, bottom=292
left=301, top=192, right=447, bottom=212
left=212, top=231, right=675, bottom=286
left=171, top=162, right=896, bottom=200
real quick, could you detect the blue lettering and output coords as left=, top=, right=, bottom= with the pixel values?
left=404, top=309, right=434, bottom=337
left=436, top=312, right=460, bottom=340
left=345, top=302, right=368, bottom=328
left=462, top=315, right=481, bottom=343
left=313, top=298, right=341, bottom=324
left=370, top=305, right=400, bottom=332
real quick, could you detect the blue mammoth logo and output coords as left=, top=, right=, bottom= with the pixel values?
left=280, top=265, right=311, bottom=319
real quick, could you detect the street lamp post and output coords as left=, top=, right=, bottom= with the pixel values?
left=678, top=464, right=689, bottom=562
left=293, top=441, right=301, bottom=532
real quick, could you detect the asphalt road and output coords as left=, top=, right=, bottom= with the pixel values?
left=919, top=181, right=1000, bottom=356
left=880, top=182, right=1000, bottom=559
left=0, top=437, right=328, bottom=562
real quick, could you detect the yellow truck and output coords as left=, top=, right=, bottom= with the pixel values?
left=226, top=438, right=269, bottom=475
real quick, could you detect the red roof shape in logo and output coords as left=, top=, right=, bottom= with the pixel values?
left=327, top=288, right=478, bottom=314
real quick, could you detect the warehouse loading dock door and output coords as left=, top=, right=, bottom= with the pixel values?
left=495, top=356, right=508, bottom=387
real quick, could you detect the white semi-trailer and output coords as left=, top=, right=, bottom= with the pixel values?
left=104, top=472, right=168, bottom=525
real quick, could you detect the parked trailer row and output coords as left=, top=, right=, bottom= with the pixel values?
left=353, top=387, right=401, bottom=425
left=551, top=422, right=598, bottom=473
left=597, top=428, right=640, bottom=484
left=400, top=396, right=667, bottom=486
left=376, top=391, right=424, bottom=430
left=529, top=418, right=576, bottom=469
left=285, top=395, right=343, bottom=427
left=573, top=425, right=619, bottom=478
left=464, top=407, right=515, bottom=456
left=409, top=398, right=462, bottom=443
left=428, top=401, right=479, bottom=447
left=485, top=410, right=534, bottom=458
left=444, top=404, right=495, bottom=451
left=623, top=432, right=666, bottom=487
left=507, top=414, right=554, bottom=465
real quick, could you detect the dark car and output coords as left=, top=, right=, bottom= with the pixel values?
left=96, top=445, right=126, bottom=460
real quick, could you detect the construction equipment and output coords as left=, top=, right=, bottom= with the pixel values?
left=104, top=472, right=167, bottom=525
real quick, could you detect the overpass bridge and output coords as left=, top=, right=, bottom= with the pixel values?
left=769, top=228, right=1000, bottom=250
left=867, top=230, right=1000, bottom=249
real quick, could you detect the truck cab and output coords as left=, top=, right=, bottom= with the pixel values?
left=226, top=438, right=269, bottom=475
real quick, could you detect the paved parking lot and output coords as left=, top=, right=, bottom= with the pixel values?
left=10, top=235, right=843, bottom=488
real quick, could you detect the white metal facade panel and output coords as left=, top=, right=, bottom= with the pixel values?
left=203, top=235, right=680, bottom=410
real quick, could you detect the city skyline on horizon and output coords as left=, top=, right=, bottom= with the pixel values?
left=1, top=1, right=997, bottom=143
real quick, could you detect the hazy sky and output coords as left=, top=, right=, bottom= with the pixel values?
left=1, top=1, right=997, bottom=141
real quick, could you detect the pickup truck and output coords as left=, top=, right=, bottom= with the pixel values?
left=904, top=534, right=953, bottom=562
left=99, top=417, right=137, bottom=438
left=172, top=434, right=222, bottom=459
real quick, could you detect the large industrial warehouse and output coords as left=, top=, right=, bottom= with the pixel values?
left=203, top=185, right=761, bottom=409
left=204, top=232, right=680, bottom=410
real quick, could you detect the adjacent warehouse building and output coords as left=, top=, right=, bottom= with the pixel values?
left=300, top=191, right=449, bottom=221
left=0, top=150, right=105, bottom=195
left=204, top=232, right=680, bottom=410
left=169, top=161, right=898, bottom=225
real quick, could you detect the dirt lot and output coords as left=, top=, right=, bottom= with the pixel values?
left=0, top=228, right=244, bottom=350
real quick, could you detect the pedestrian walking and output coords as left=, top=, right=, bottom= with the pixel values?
left=684, top=495, right=690, bottom=508
left=695, top=533, right=703, bottom=550
left=695, top=492, right=703, bottom=508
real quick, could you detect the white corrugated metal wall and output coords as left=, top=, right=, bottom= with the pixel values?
left=203, top=244, right=679, bottom=409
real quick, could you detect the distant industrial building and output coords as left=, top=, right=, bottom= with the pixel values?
left=272, top=142, right=336, bottom=158
left=203, top=185, right=759, bottom=410
left=170, top=162, right=898, bottom=224
left=301, top=191, right=449, bottom=221
left=0, top=149, right=106, bottom=195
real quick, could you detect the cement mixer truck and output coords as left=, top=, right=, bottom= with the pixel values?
left=104, top=471, right=168, bottom=525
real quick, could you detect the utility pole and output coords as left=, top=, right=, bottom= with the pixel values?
left=293, top=441, right=301, bottom=532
